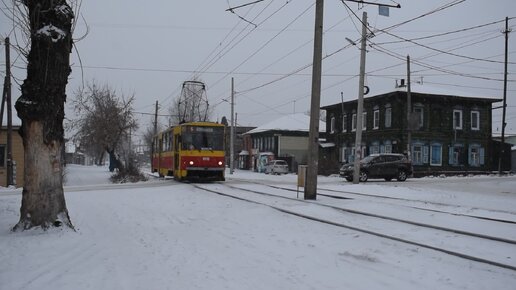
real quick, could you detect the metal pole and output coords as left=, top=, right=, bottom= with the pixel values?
left=498, top=17, right=510, bottom=175
left=352, top=12, right=367, bottom=184
left=304, top=0, right=324, bottom=200
left=230, top=77, right=235, bottom=174
left=406, top=55, right=412, bottom=161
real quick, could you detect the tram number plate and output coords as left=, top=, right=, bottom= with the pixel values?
left=203, top=157, right=210, bottom=161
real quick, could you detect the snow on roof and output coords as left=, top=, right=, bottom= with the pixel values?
left=323, top=83, right=501, bottom=108
left=371, top=83, right=501, bottom=101
left=246, top=113, right=326, bottom=134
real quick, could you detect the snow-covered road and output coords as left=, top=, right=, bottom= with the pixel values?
left=1, top=165, right=515, bottom=290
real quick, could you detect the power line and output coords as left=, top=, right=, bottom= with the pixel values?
left=376, top=27, right=515, bottom=65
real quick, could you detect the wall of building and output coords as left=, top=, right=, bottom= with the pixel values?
left=0, top=128, right=24, bottom=187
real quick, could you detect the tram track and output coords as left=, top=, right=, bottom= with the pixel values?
left=193, top=182, right=516, bottom=272
left=236, top=179, right=516, bottom=224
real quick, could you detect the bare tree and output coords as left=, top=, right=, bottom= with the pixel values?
left=71, top=82, right=138, bottom=172
left=168, top=80, right=213, bottom=125
left=12, top=0, right=76, bottom=231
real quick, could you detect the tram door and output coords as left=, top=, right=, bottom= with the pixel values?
left=174, top=133, right=180, bottom=176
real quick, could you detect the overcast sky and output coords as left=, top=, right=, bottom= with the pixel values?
left=1, top=0, right=515, bottom=139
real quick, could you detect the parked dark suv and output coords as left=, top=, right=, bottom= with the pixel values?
left=340, top=153, right=413, bottom=182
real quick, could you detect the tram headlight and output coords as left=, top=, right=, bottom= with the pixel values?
left=189, top=161, right=194, bottom=166
left=218, top=161, right=223, bottom=166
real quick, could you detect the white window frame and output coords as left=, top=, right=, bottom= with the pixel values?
left=453, top=109, right=463, bottom=130
left=471, top=110, right=480, bottom=130
left=352, top=113, right=357, bottom=132
left=330, top=116, right=335, bottom=133
left=342, top=115, right=347, bottom=132
left=412, top=145, right=423, bottom=165
left=385, top=107, right=392, bottom=128
left=373, top=109, right=380, bottom=129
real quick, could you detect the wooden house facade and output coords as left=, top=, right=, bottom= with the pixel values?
left=321, top=85, right=509, bottom=176
left=0, top=126, right=24, bottom=187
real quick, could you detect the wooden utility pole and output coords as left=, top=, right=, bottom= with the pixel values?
left=406, top=55, right=412, bottom=161
left=352, top=11, right=368, bottom=184
left=154, top=100, right=158, bottom=135
left=3, top=37, right=13, bottom=186
left=304, top=0, right=324, bottom=200
left=498, top=17, right=510, bottom=175
left=230, top=77, right=235, bottom=174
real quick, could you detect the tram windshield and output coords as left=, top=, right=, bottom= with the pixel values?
left=181, top=126, right=224, bottom=151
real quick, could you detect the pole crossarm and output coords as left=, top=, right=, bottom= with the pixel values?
left=343, top=0, right=401, bottom=8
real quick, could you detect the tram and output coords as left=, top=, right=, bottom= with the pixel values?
left=152, top=122, right=225, bottom=181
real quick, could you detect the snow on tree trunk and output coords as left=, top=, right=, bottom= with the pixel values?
left=13, top=0, right=74, bottom=231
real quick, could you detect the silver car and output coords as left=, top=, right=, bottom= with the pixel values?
left=264, top=160, right=289, bottom=175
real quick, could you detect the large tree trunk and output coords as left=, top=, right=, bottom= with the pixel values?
left=13, top=0, right=74, bottom=231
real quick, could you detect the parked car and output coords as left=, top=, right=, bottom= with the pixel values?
left=264, top=160, right=289, bottom=175
left=340, top=153, right=413, bottom=182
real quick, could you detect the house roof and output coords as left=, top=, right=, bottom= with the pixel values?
left=245, top=113, right=326, bottom=135
left=322, top=83, right=501, bottom=109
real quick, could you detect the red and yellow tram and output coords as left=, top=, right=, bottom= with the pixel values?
left=152, top=122, right=225, bottom=181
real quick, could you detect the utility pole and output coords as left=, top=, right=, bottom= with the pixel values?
left=406, top=55, right=412, bottom=161
left=304, top=0, right=324, bottom=200
left=3, top=37, right=13, bottom=186
left=352, top=12, right=368, bottom=184
left=154, top=100, right=158, bottom=135
left=499, top=17, right=510, bottom=175
left=230, top=77, right=235, bottom=175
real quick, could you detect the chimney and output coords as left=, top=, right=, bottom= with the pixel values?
left=400, top=79, right=405, bottom=87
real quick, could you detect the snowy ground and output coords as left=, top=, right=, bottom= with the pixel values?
left=1, top=165, right=516, bottom=290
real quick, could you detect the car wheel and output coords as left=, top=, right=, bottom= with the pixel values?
left=397, top=170, right=407, bottom=181
left=384, top=177, right=392, bottom=181
left=345, top=177, right=353, bottom=182
left=359, top=171, right=368, bottom=182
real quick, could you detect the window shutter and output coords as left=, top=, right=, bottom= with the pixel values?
left=480, top=147, right=485, bottom=165
left=423, top=146, right=429, bottom=164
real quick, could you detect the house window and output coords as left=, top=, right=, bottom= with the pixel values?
left=414, top=106, right=424, bottom=128
left=449, top=145, right=462, bottom=166
left=342, top=114, right=347, bottom=132
left=385, top=144, right=392, bottom=153
left=370, top=144, right=379, bottom=155
left=352, top=113, right=357, bottom=132
left=330, top=116, right=335, bottom=133
left=471, top=111, right=480, bottom=130
left=453, top=109, right=463, bottom=130
left=362, top=112, right=367, bottom=131
left=468, top=144, right=484, bottom=167
left=373, top=109, right=380, bottom=129
left=412, top=145, right=423, bottom=165
left=430, top=143, right=442, bottom=166
left=385, top=106, right=392, bottom=128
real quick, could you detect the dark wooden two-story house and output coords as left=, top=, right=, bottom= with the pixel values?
left=321, top=83, right=509, bottom=176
